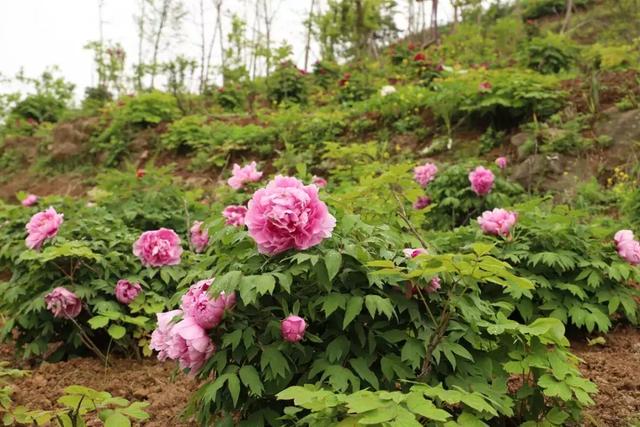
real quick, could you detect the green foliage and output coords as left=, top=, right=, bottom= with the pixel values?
left=2, top=384, right=149, bottom=427
left=520, top=34, right=579, bottom=74
left=267, top=61, right=308, bottom=105
left=520, top=0, right=591, bottom=20
left=0, top=166, right=206, bottom=358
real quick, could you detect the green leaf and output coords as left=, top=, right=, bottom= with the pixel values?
left=107, top=324, right=126, bottom=340
left=405, top=392, right=450, bottom=421
left=88, top=316, right=109, bottom=329
left=349, top=358, right=379, bottom=390
left=260, top=346, right=289, bottom=379
left=228, top=373, right=241, bottom=407
left=364, top=295, right=394, bottom=320
left=239, top=365, right=264, bottom=396
left=324, top=250, right=342, bottom=281
left=104, top=412, right=131, bottom=427
left=343, top=296, right=363, bottom=329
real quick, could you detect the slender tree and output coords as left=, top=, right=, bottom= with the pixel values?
left=431, top=0, right=439, bottom=44
left=303, top=0, right=317, bottom=71
left=561, top=0, right=574, bottom=33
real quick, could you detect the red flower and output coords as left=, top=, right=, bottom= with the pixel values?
left=479, top=81, right=493, bottom=92
left=136, top=169, right=146, bottom=178
left=407, top=42, right=416, bottom=51
left=414, top=52, right=426, bottom=62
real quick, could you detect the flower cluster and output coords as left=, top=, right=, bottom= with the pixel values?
left=150, top=279, right=235, bottom=372
left=245, top=176, right=336, bottom=255
left=469, top=166, right=495, bottom=196
left=495, top=156, right=508, bottom=169
left=228, top=162, right=263, bottom=190
left=478, top=208, right=517, bottom=237
left=614, top=230, right=640, bottom=265
left=413, top=162, right=438, bottom=187
left=25, top=207, right=64, bottom=250
left=380, top=85, right=396, bottom=97
left=21, top=194, right=38, bottom=207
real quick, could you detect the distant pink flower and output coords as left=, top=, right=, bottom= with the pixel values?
left=414, top=162, right=438, bottom=187
left=281, top=315, right=306, bottom=342
left=133, top=228, right=182, bottom=267
left=413, top=196, right=431, bottom=210
left=227, top=161, right=263, bottom=190
left=403, top=248, right=428, bottom=258
left=190, top=221, right=209, bottom=253
left=21, top=194, right=38, bottom=207
left=617, top=239, right=640, bottom=265
left=115, top=280, right=142, bottom=305
left=615, top=230, right=640, bottom=265
left=222, top=205, right=247, bottom=227
left=25, top=207, right=64, bottom=250
left=495, top=156, right=508, bottom=169
left=478, top=208, right=517, bottom=237
left=426, top=276, right=441, bottom=293
left=469, top=166, right=495, bottom=196
left=150, top=310, right=183, bottom=361
left=45, top=287, right=82, bottom=319
left=479, top=81, right=492, bottom=92
left=614, top=230, right=635, bottom=247
left=312, top=175, right=327, bottom=188
left=245, top=176, right=336, bottom=255
left=181, top=279, right=236, bottom=330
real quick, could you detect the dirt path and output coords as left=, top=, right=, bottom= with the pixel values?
left=574, top=324, right=640, bottom=426
left=2, top=325, right=639, bottom=426
left=3, top=349, right=200, bottom=426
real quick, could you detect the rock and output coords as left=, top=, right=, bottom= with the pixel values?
left=595, top=108, right=640, bottom=145
left=510, top=132, right=530, bottom=147
left=510, top=154, right=565, bottom=189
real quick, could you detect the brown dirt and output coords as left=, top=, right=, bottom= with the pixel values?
left=561, top=70, right=640, bottom=114
left=5, top=351, right=200, bottom=426
left=0, top=170, right=90, bottom=203
left=573, top=324, right=640, bottom=426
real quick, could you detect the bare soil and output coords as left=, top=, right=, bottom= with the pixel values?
left=574, top=324, right=640, bottom=426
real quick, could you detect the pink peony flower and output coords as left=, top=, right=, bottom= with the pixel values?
left=245, top=176, right=336, bottom=255
left=227, top=161, right=263, bottom=190
left=181, top=279, right=236, bottom=330
left=21, top=194, right=38, bottom=207
left=167, top=316, right=216, bottom=372
left=469, top=166, right=495, bottom=196
left=617, top=239, right=640, bottom=265
left=495, top=156, right=508, bottom=169
left=477, top=208, right=518, bottom=237
left=281, top=315, right=306, bottom=342
left=614, top=230, right=635, bottom=247
left=45, top=287, right=82, bottom=319
left=426, top=276, right=441, bottom=293
left=150, top=311, right=215, bottom=373
left=25, top=207, right=64, bottom=250
left=222, top=205, right=248, bottom=227
left=403, top=248, right=428, bottom=258
left=115, top=280, right=142, bottom=305
left=312, top=175, right=328, bottom=188
left=413, top=196, right=431, bottom=210
left=190, top=221, right=209, bottom=253
left=150, top=309, right=183, bottom=361
left=133, top=228, right=183, bottom=267
left=413, top=162, right=438, bottom=187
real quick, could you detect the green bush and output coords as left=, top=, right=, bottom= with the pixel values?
left=11, top=94, right=67, bottom=124
left=267, top=61, right=308, bottom=105
left=0, top=166, right=206, bottom=359
left=521, top=0, right=590, bottom=20
left=520, top=34, right=578, bottom=74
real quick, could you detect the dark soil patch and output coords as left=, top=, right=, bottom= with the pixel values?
left=573, top=324, right=640, bottom=426
left=0, top=170, right=89, bottom=203
left=6, top=352, right=200, bottom=426
left=561, top=70, right=640, bottom=114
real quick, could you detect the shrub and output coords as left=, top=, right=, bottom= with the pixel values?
left=520, top=34, right=578, bottom=74
left=430, top=200, right=640, bottom=333
left=0, top=166, right=207, bottom=358
left=11, top=94, right=67, bottom=124
left=521, top=0, right=590, bottom=20
left=267, top=61, right=308, bottom=105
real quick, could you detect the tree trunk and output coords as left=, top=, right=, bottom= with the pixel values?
left=216, top=0, right=225, bottom=85
left=135, top=0, right=145, bottom=91
left=150, top=0, right=170, bottom=89
left=561, top=0, right=574, bottom=33
left=431, top=0, right=439, bottom=44
left=303, top=0, right=316, bottom=71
